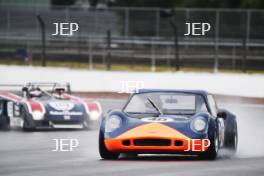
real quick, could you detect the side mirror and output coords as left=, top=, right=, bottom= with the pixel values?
left=217, top=110, right=227, bottom=119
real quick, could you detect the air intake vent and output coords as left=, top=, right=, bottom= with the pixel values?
left=134, top=139, right=171, bottom=146
left=122, top=140, right=131, bottom=146
left=174, top=140, right=183, bottom=146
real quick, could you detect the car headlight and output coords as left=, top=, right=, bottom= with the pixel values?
left=105, top=115, right=122, bottom=133
left=89, top=111, right=101, bottom=121
left=191, top=117, right=207, bottom=133
left=32, top=110, right=44, bottom=120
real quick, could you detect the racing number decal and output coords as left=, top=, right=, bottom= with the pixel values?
left=141, top=117, right=174, bottom=123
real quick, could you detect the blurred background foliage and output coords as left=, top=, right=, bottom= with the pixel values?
left=4, top=0, right=264, bottom=9
left=96, top=0, right=264, bottom=9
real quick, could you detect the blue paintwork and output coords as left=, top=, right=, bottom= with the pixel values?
left=103, top=110, right=212, bottom=139
left=42, top=100, right=87, bottom=122
left=21, top=98, right=89, bottom=128
left=101, top=89, right=218, bottom=141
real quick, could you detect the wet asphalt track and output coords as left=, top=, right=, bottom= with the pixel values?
left=0, top=99, right=264, bottom=176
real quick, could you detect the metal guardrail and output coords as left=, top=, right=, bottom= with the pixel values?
left=0, top=4, right=264, bottom=71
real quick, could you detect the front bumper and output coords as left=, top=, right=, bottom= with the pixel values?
left=104, top=122, right=209, bottom=154
left=31, top=120, right=84, bottom=129
left=105, top=137, right=209, bottom=154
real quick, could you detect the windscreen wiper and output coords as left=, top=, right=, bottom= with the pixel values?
left=147, top=97, right=163, bottom=116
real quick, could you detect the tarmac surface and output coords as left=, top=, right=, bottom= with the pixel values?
left=1, top=99, right=264, bottom=176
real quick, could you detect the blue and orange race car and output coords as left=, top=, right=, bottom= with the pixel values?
left=99, top=89, right=238, bottom=160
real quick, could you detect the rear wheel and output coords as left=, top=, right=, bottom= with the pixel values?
left=226, top=122, right=238, bottom=155
left=1, top=115, right=10, bottom=130
left=99, top=130, right=119, bottom=159
left=0, top=101, right=10, bottom=130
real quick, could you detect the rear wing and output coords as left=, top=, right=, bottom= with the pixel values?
left=25, top=82, right=71, bottom=94
left=0, top=84, right=25, bottom=101
left=0, top=92, right=23, bottom=102
left=0, top=82, right=72, bottom=99
left=0, top=84, right=24, bottom=90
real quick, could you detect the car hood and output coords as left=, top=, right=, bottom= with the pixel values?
left=104, top=111, right=210, bottom=139
left=40, top=99, right=86, bottom=116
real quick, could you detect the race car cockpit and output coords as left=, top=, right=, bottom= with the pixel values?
left=28, top=88, right=43, bottom=98
left=52, top=87, right=66, bottom=99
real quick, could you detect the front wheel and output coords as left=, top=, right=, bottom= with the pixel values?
left=21, top=107, right=34, bottom=131
left=99, top=130, right=119, bottom=160
left=82, top=118, right=91, bottom=130
left=198, top=131, right=219, bottom=160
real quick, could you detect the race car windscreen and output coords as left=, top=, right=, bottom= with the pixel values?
left=124, top=92, right=208, bottom=116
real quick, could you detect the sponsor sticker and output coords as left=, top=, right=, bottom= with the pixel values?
left=64, top=115, right=71, bottom=120
left=49, top=102, right=74, bottom=111
left=49, top=111, right=83, bottom=116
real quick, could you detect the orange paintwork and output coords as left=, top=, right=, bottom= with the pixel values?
left=104, top=123, right=209, bottom=153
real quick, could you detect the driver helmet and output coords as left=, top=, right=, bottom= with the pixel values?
left=53, top=87, right=66, bottom=98
left=29, top=88, right=42, bottom=98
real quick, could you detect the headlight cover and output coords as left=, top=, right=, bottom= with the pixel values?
left=191, top=117, right=207, bottom=133
left=32, top=110, right=44, bottom=120
left=105, top=115, right=122, bottom=133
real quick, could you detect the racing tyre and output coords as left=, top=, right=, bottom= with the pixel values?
left=82, top=120, right=90, bottom=130
left=83, top=117, right=92, bottom=130
left=225, top=120, right=238, bottom=155
left=99, top=130, right=119, bottom=160
left=199, top=130, right=219, bottom=160
left=21, top=107, right=34, bottom=131
left=122, top=153, right=138, bottom=159
left=1, top=115, right=10, bottom=130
